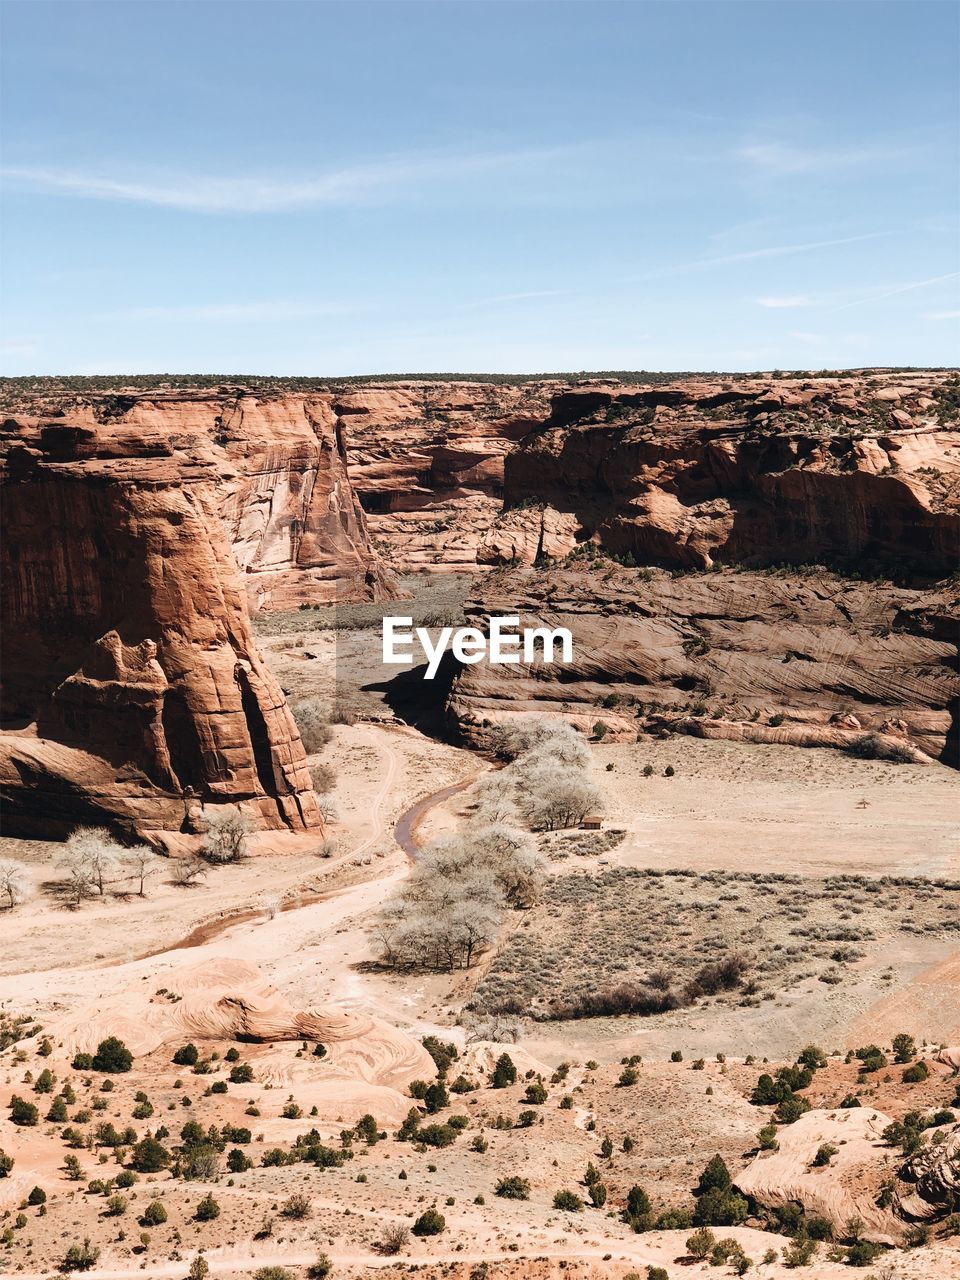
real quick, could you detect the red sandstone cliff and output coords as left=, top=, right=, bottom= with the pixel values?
left=338, top=381, right=554, bottom=571
left=446, top=565, right=960, bottom=765
left=0, top=411, right=322, bottom=839
left=488, top=374, right=960, bottom=576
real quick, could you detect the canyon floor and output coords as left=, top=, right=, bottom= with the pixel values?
left=2, top=592, right=959, bottom=1280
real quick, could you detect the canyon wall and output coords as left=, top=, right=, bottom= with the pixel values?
left=488, top=374, right=960, bottom=576
left=338, top=381, right=554, bottom=571
left=0, top=409, right=322, bottom=840
left=446, top=565, right=960, bottom=764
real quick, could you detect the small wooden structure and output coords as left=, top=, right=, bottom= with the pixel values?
left=580, top=814, right=603, bottom=830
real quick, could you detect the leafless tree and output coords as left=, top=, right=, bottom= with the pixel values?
left=291, top=697, right=333, bottom=754
left=200, top=809, right=252, bottom=863
left=122, top=846, right=159, bottom=897
left=0, top=860, right=29, bottom=909
left=171, top=856, right=208, bottom=887
left=62, top=827, right=121, bottom=895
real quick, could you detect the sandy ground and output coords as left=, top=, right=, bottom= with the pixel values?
left=3, top=626, right=959, bottom=1277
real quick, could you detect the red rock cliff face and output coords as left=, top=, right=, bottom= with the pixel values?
left=7, top=389, right=395, bottom=610
left=337, top=382, right=555, bottom=571
left=0, top=415, right=322, bottom=840
left=494, top=376, right=960, bottom=576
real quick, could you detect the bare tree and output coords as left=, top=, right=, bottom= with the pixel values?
left=0, top=860, right=29, bottom=910
left=200, top=809, right=252, bottom=864
left=122, top=846, right=159, bottom=897
left=61, top=854, right=97, bottom=909
left=62, top=828, right=121, bottom=896
left=291, top=697, right=333, bottom=754
left=171, top=856, right=208, bottom=887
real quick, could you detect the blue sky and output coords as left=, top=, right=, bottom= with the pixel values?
left=1, top=0, right=957, bottom=375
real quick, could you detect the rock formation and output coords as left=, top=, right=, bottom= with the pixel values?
left=0, top=408, right=322, bottom=838
left=339, top=381, right=554, bottom=571
left=489, top=374, right=960, bottom=576
left=446, top=565, right=960, bottom=764
left=735, top=1107, right=901, bottom=1241
left=896, top=1122, right=960, bottom=1221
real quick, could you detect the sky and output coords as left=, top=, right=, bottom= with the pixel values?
left=1, top=0, right=958, bottom=375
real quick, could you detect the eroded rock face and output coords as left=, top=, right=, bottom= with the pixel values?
left=339, top=381, right=555, bottom=571
left=6, top=389, right=395, bottom=608
left=896, top=1123, right=960, bottom=1221
left=0, top=415, right=322, bottom=838
left=446, top=566, right=960, bottom=764
left=491, top=374, right=960, bottom=576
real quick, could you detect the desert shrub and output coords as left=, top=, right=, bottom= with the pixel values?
left=496, top=1175, right=531, bottom=1200
left=306, top=1255, right=333, bottom=1279
left=844, top=1239, right=883, bottom=1265
left=845, top=732, right=914, bottom=763
left=292, top=698, right=334, bottom=754
left=230, top=1063, right=254, bottom=1084
left=693, top=1187, right=748, bottom=1227
left=0, top=1150, right=14, bottom=1177
left=173, top=1043, right=199, bottom=1066
left=492, top=1053, right=517, bottom=1088
left=131, top=1137, right=171, bottom=1173
left=9, top=1095, right=39, bottom=1126
left=902, top=1061, right=929, bottom=1083
left=377, top=1222, right=410, bottom=1254
left=62, top=1238, right=101, bottom=1271
left=91, top=1036, right=133, bottom=1073
left=524, top=1081, right=547, bottom=1104
left=553, top=1189, right=583, bottom=1211
left=253, top=1270, right=294, bottom=1280
left=194, top=1193, right=220, bottom=1221
left=412, top=1207, right=445, bottom=1236
left=27, top=1185, right=45, bottom=1204
left=227, top=1148, right=252, bottom=1173
left=892, top=1033, right=917, bottom=1063
left=811, top=1143, right=838, bottom=1167
left=551, top=979, right=683, bottom=1020
left=686, top=1227, right=716, bottom=1259
left=695, top=1154, right=731, bottom=1195
left=47, top=1096, right=69, bottom=1122
left=140, top=1200, right=167, bottom=1226
left=281, top=1193, right=311, bottom=1219
left=416, top=1123, right=457, bottom=1148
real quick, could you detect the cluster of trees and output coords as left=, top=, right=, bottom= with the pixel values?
left=377, top=717, right=604, bottom=971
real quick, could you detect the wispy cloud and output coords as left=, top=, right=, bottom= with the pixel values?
left=460, top=289, right=568, bottom=310
left=117, top=300, right=356, bottom=322
left=830, top=271, right=960, bottom=312
left=739, top=140, right=910, bottom=177
left=924, top=309, right=960, bottom=321
left=757, top=294, right=811, bottom=309
left=629, top=232, right=892, bottom=282
left=2, top=146, right=567, bottom=214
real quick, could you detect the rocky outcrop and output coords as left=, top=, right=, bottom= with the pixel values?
left=490, top=374, right=960, bottom=576
left=735, top=1107, right=901, bottom=1241
left=896, top=1123, right=960, bottom=1221
left=340, top=381, right=554, bottom=571
left=0, top=412, right=322, bottom=839
left=445, top=565, right=960, bottom=764
left=6, top=389, right=395, bottom=608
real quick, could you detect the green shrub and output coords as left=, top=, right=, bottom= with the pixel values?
left=194, top=1193, right=220, bottom=1221
left=140, top=1201, right=168, bottom=1226
left=553, top=1189, right=583, bottom=1211
left=92, top=1037, right=133, bottom=1073
left=412, top=1207, right=445, bottom=1236
left=495, top=1176, right=531, bottom=1200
